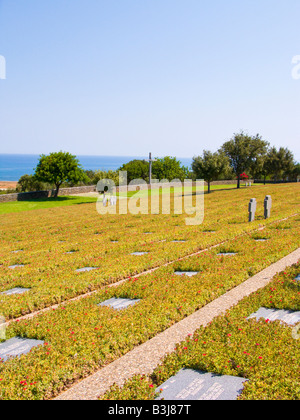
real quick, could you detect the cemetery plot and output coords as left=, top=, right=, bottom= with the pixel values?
left=0, top=219, right=299, bottom=399
left=98, top=297, right=141, bottom=310
left=100, top=262, right=300, bottom=400
left=0, top=184, right=299, bottom=320
left=156, top=369, right=248, bottom=401
left=0, top=337, right=44, bottom=362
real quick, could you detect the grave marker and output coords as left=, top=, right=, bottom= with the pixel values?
left=1, top=287, right=31, bottom=296
left=98, top=297, right=141, bottom=310
left=247, top=307, right=300, bottom=326
left=248, top=198, right=257, bottom=222
left=131, top=252, right=148, bottom=256
left=76, top=267, right=98, bottom=273
left=264, top=195, right=272, bottom=219
left=156, top=369, right=248, bottom=401
left=174, top=271, right=199, bottom=277
left=0, top=337, right=44, bottom=362
left=8, top=265, right=25, bottom=269
left=217, top=252, right=236, bottom=256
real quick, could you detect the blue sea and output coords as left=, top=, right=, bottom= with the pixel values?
left=0, top=154, right=193, bottom=181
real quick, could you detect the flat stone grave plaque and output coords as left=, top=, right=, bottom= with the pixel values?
left=156, top=369, right=248, bottom=401
left=131, top=252, right=148, bottom=256
left=76, top=267, right=99, bottom=273
left=171, top=240, right=186, bottom=243
left=174, top=271, right=199, bottom=277
left=254, top=238, right=268, bottom=242
left=98, top=297, right=141, bottom=310
left=11, top=250, right=23, bottom=253
left=247, top=307, right=300, bottom=326
left=0, top=337, right=44, bottom=362
left=1, top=287, right=31, bottom=296
left=8, top=265, right=25, bottom=269
left=217, top=253, right=236, bottom=256
left=111, top=241, right=119, bottom=243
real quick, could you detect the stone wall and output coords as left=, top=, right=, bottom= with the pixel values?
left=0, top=185, right=97, bottom=203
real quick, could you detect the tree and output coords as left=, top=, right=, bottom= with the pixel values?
left=221, top=131, right=269, bottom=188
left=17, top=174, right=48, bottom=192
left=34, top=152, right=88, bottom=198
left=192, top=151, right=230, bottom=193
left=118, top=159, right=149, bottom=183
left=264, top=147, right=295, bottom=181
left=152, top=156, right=189, bottom=182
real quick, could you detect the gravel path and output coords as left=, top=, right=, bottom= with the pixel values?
left=55, top=246, right=300, bottom=400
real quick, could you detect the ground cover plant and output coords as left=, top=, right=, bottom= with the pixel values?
left=0, top=184, right=299, bottom=319
left=100, top=262, right=300, bottom=400
left=0, top=208, right=299, bottom=399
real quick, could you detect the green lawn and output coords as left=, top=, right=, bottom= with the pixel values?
left=0, top=183, right=257, bottom=214
left=0, top=196, right=98, bottom=214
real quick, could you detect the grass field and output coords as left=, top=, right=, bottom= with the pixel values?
left=0, top=183, right=299, bottom=399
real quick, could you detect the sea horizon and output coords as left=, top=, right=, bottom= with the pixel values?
left=0, top=153, right=193, bottom=182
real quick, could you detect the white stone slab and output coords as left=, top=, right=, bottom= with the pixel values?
left=76, top=267, right=99, bottom=273
left=131, top=252, right=148, bottom=256
left=0, top=337, right=44, bottom=361
left=247, top=307, right=300, bottom=326
left=174, top=271, right=199, bottom=277
left=8, top=265, right=25, bottom=269
left=98, top=297, right=141, bottom=310
left=1, top=287, right=31, bottom=296
left=217, top=253, right=236, bottom=256
left=157, top=369, right=248, bottom=401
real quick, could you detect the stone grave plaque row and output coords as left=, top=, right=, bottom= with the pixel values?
left=1, top=287, right=31, bottom=296
left=131, top=252, right=148, bottom=256
left=0, top=337, right=44, bottom=362
left=156, top=369, right=248, bottom=401
left=98, top=297, right=141, bottom=310
left=247, top=307, right=300, bottom=326
left=174, top=271, right=199, bottom=277
left=76, top=267, right=99, bottom=273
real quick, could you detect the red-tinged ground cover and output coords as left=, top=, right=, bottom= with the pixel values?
left=0, top=218, right=299, bottom=398
left=0, top=183, right=299, bottom=320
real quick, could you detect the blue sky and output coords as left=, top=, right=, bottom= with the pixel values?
left=0, top=0, right=300, bottom=161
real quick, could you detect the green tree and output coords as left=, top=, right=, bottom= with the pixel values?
left=221, top=131, right=269, bottom=188
left=192, top=151, right=230, bottom=193
left=16, top=174, right=48, bottom=192
left=118, top=159, right=149, bottom=183
left=152, top=156, right=189, bottom=182
left=34, top=152, right=88, bottom=198
left=264, top=147, right=295, bottom=181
